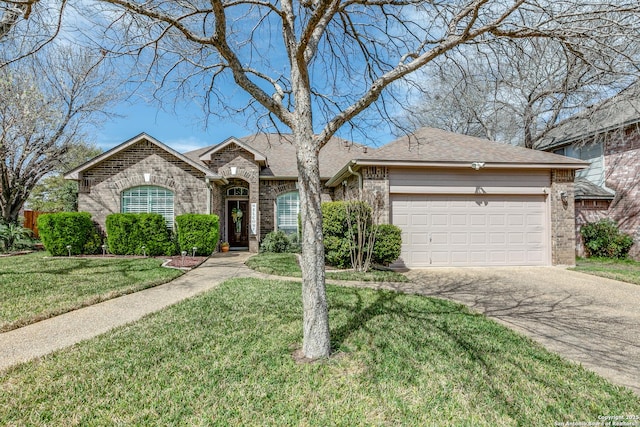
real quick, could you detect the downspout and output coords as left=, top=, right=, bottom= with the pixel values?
left=347, top=164, right=363, bottom=190
left=205, top=177, right=212, bottom=215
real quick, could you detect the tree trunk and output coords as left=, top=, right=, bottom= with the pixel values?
left=294, top=127, right=331, bottom=360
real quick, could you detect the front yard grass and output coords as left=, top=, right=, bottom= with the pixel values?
left=1, top=278, right=638, bottom=425
left=572, top=257, right=640, bottom=285
left=0, top=252, right=183, bottom=332
left=246, top=252, right=409, bottom=282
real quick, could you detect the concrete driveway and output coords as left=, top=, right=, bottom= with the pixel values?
left=384, top=267, right=640, bottom=395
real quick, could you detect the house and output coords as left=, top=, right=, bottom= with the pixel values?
left=65, top=128, right=586, bottom=267
left=534, top=84, right=640, bottom=257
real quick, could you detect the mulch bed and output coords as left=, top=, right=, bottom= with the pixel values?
left=161, top=255, right=208, bottom=269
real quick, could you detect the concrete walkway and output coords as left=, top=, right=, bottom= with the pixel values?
left=0, top=252, right=266, bottom=372
left=2, top=255, right=638, bottom=397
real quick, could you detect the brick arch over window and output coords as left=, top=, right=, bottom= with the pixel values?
left=121, top=186, right=175, bottom=228
left=112, top=174, right=178, bottom=192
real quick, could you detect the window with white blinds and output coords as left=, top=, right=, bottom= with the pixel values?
left=121, top=186, right=175, bottom=228
left=276, top=191, right=299, bottom=234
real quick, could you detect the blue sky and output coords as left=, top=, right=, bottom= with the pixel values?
left=94, top=100, right=250, bottom=153
left=95, top=97, right=400, bottom=154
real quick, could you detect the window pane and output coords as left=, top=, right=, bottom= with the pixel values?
left=122, top=186, right=174, bottom=228
left=277, top=192, right=299, bottom=234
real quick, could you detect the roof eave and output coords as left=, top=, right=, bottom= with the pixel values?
left=326, top=159, right=588, bottom=187
left=199, top=136, right=268, bottom=165
left=536, top=116, right=640, bottom=151
left=63, top=133, right=214, bottom=179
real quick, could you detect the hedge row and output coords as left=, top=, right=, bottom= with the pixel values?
left=38, top=212, right=220, bottom=257
left=106, top=213, right=175, bottom=256
left=175, top=214, right=219, bottom=256
left=37, top=212, right=102, bottom=256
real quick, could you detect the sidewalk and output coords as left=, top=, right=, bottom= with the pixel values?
left=0, top=252, right=265, bottom=372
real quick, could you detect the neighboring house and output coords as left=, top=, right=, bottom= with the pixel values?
left=65, top=128, right=585, bottom=267
left=535, top=84, right=640, bottom=257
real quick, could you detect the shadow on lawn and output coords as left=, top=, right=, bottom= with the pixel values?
left=344, top=270, right=640, bottom=396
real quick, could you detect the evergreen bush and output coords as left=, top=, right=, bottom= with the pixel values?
left=371, top=224, right=402, bottom=265
left=175, top=214, right=219, bottom=255
left=106, top=213, right=176, bottom=256
left=322, top=200, right=371, bottom=268
left=580, top=219, right=633, bottom=259
left=37, top=212, right=102, bottom=256
left=260, top=230, right=292, bottom=253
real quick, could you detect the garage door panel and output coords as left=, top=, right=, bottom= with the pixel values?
left=391, top=194, right=548, bottom=267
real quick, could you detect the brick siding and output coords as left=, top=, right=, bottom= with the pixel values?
left=78, top=140, right=209, bottom=234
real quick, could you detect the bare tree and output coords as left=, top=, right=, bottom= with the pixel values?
left=0, top=0, right=68, bottom=68
left=92, top=0, right=640, bottom=359
left=0, top=46, right=118, bottom=223
left=0, top=0, right=38, bottom=40
left=406, top=30, right=640, bottom=148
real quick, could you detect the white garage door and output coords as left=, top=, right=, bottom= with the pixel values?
left=391, top=194, right=549, bottom=267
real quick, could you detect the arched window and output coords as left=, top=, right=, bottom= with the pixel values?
left=227, top=187, right=249, bottom=196
left=276, top=191, right=299, bottom=235
left=122, top=186, right=175, bottom=228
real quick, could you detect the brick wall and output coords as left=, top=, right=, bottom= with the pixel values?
left=603, top=132, right=640, bottom=258
left=216, top=150, right=260, bottom=252
left=571, top=128, right=640, bottom=258
left=550, top=169, right=577, bottom=265
left=78, top=140, right=209, bottom=233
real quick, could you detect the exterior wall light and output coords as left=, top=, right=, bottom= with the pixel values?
left=560, top=191, right=568, bottom=204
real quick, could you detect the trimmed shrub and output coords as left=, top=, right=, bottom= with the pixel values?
left=106, top=213, right=176, bottom=256
left=322, top=200, right=372, bottom=269
left=260, top=230, right=292, bottom=253
left=175, top=214, right=219, bottom=255
left=581, top=219, right=633, bottom=259
left=371, top=224, right=402, bottom=266
left=37, top=212, right=102, bottom=256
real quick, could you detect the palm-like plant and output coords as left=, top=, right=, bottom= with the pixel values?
left=0, top=222, right=33, bottom=252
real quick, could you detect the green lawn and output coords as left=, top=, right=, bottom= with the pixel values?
left=246, top=252, right=409, bottom=282
left=572, top=257, right=640, bottom=285
left=2, top=278, right=638, bottom=425
left=0, top=252, right=183, bottom=332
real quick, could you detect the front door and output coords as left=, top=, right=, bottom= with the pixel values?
left=227, top=200, right=249, bottom=248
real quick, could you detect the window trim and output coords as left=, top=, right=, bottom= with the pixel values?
left=276, top=191, right=300, bottom=235
left=121, top=185, right=175, bottom=228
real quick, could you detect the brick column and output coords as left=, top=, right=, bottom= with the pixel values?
left=550, top=169, right=577, bottom=265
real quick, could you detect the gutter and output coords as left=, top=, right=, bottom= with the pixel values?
left=347, top=165, right=362, bottom=189
left=325, top=159, right=588, bottom=188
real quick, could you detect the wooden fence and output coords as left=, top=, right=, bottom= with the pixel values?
left=23, top=210, right=50, bottom=239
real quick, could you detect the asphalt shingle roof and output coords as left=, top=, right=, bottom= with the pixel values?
left=535, top=83, right=640, bottom=151
left=184, top=133, right=373, bottom=179
left=366, top=127, right=586, bottom=166
left=574, top=178, right=615, bottom=200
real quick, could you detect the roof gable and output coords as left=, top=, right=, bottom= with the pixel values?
left=64, top=133, right=218, bottom=180
left=198, top=136, right=267, bottom=164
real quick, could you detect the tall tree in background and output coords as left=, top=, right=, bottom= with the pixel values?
left=92, top=0, right=640, bottom=359
left=27, top=143, right=103, bottom=212
left=0, top=46, right=118, bottom=223
left=406, top=34, right=640, bottom=148
left=0, top=0, right=67, bottom=67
